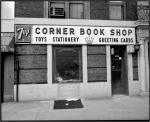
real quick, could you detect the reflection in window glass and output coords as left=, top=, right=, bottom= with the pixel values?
left=109, top=1, right=124, bottom=20
left=53, top=46, right=82, bottom=83
left=70, top=3, right=84, bottom=19
left=109, top=5, right=122, bottom=20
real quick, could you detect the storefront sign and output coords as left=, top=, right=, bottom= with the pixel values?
left=32, top=25, right=135, bottom=45
left=15, top=25, right=31, bottom=43
left=15, top=25, right=136, bottom=45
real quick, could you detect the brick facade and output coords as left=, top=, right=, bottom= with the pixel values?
left=126, top=0, right=138, bottom=20
left=15, top=0, right=138, bottom=21
left=90, top=0, right=109, bottom=20
left=15, top=1, right=44, bottom=18
left=15, top=45, right=47, bottom=84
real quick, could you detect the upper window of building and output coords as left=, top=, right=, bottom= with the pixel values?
left=49, top=2, right=65, bottom=18
left=69, top=3, right=84, bottom=19
left=109, top=1, right=125, bottom=20
left=48, top=1, right=86, bottom=19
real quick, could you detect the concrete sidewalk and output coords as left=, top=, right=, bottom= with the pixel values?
left=1, top=95, right=149, bottom=120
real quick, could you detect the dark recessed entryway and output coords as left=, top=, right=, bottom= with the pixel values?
left=111, top=46, right=128, bottom=95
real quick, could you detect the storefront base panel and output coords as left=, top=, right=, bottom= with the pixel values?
left=14, top=81, right=145, bottom=101
left=80, top=83, right=111, bottom=99
left=14, top=82, right=111, bottom=101
left=14, top=84, right=58, bottom=101
left=129, top=80, right=141, bottom=96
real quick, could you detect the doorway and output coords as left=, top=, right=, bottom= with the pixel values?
left=111, top=46, right=128, bottom=95
left=1, top=53, right=14, bottom=102
left=1, top=53, right=5, bottom=102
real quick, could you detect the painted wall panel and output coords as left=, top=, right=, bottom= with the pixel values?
left=88, top=68, right=107, bottom=81
left=87, top=55, right=106, bottom=67
left=17, top=55, right=47, bottom=69
left=87, top=46, right=106, bottom=54
left=16, top=45, right=47, bottom=54
left=19, top=69, right=47, bottom=84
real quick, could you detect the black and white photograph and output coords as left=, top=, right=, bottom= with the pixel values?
left=1, top=0, right=149, bottom=120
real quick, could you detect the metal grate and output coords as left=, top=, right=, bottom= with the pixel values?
left=137, top=5, right=149, bottom=21
left=50, top=7, right=65, bottom=17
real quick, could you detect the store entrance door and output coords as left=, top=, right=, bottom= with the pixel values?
left=111, top=46, right=128, bottom=95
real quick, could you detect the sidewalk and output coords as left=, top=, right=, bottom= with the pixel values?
left=1, top=95, right=149, bottom=120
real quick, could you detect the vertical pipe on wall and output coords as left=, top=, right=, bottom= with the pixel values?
left=16, top=58, right=19, bottom=102
left=14, top=42, right=19, bottom=102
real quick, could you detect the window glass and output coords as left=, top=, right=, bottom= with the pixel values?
left=109, top=1, right=124, bottom=20
left=109, top=5, right=122, bottom=20
left=53, top=46, right=82, bottom=83
left=70, top=3, right=84, bottom=19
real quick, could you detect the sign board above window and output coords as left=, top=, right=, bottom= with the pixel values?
left=15, top=25, right=136, bottom=45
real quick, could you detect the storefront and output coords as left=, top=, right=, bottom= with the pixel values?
left=14, top=18, right=141, bottom=101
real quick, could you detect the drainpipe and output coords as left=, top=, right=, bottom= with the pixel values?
left=14, top=42, right=19, bottom=102
left=16, top=59, right=19, bottom=102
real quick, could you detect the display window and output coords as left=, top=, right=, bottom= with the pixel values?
left=53, top=46, right=82, bottom=83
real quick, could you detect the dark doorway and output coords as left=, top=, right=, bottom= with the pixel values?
left=111, top=46, right=128, bottom=95
left=1, top=53, right=5, bottom=102
left=1, top=53, right=14, bottom=102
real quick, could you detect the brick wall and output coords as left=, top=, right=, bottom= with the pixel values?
left=15, top=1, right=44, bottom=18
left=87, top=46, right=107, bottom=82
left=126, top=0, right=138, bottom=20
left=90, top=0, right=137, bottom=20
left=15, top=0, right=138, bottom=20
left=90, top=0, right=109, bottom=20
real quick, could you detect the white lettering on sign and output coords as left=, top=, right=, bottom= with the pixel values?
left=32, top=25, right=136, bottom=45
